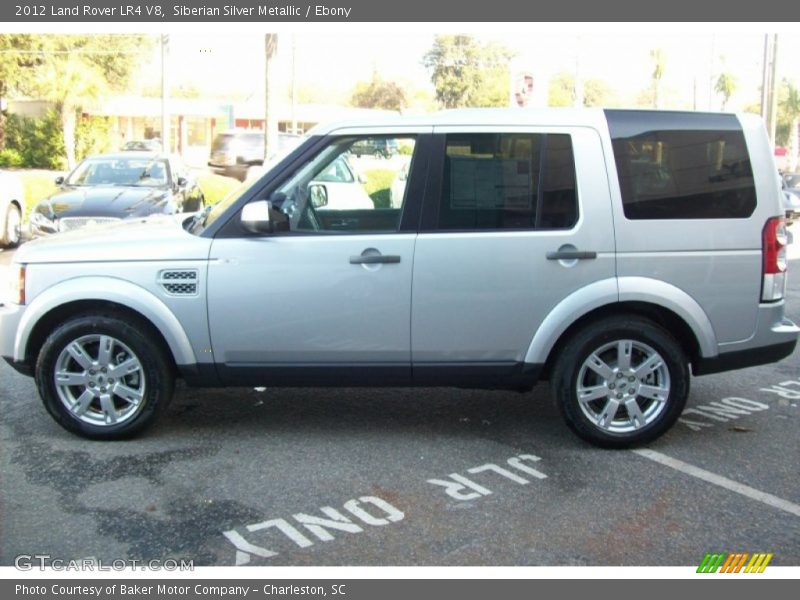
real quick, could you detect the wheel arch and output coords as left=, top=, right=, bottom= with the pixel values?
left=525, top=277, right=718, bottom=377
left=16, top=277, right=196, bottom=371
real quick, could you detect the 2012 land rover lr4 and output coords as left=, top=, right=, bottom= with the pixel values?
left=1, top=109, right=797, bottom=448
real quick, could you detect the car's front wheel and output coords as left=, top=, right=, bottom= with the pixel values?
left=551, top=316, right=689, bottom=448
left=35, top=314, right=174, bottom=439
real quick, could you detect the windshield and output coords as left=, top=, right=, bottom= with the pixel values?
left=67, top=157, right=170, bottom=187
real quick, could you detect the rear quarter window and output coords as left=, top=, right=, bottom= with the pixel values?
left=606, top=110, right=756, bottom=219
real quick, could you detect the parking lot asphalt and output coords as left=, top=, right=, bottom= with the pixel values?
left=0, top=248, right=798, bottom=567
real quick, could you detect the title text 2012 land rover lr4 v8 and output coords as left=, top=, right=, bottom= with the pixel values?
left=1, top=109, right=797, bottom=447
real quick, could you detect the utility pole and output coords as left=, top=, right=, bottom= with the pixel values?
left=761, top=33, right=779, bottom=146
left=264, top=34, right=278, bottom=160
left=290, top=35, right=297, bottom=135
left=768, top=34, right=779, bottom=146
left=161, top=34, right=170, bottom=153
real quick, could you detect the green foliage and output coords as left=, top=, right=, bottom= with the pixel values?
left=422, top=35, right=513, bottom=108
left=4, top=111, right=66, bottom=169
left=0, top=148, right=23, bottom=168
left=715, top=72, right=738, bottom=110
left=363, top=168, right=395, bottom=209
left=777, top=79, right=800, bottom=147
left=548, top=72, right=618, bottom=108
left=351, top=73, right=407, bottom=111
left=3, top=110, right=113, bottom=169
left=75, top=115, right=113, bottom=162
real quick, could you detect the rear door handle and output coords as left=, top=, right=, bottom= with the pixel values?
left=546, top=250, right=597, bottom=260
left=349, top=255, right=401, bottom=265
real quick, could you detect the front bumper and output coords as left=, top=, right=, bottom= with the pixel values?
left=0, top=300, right=29, bottom=375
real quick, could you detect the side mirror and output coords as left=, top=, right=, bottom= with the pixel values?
left=54, top=176, right=64, bottom=185
left=357, top=173, right=367, bottom=184
left=241, top=200, right=273, bottom=234
left=176, top=176, right=188, bottom=188
left=309, top=183, right=328, bottom=209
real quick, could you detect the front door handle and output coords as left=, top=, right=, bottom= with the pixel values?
left=546, top=250, right=597, bottom=260
left=349, top=254, right=401, bottom=265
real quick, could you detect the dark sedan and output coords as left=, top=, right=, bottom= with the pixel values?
left=30, top=152, right=205, bottom=237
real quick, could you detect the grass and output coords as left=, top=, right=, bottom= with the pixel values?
left=363, top=168, right=395, bottom=209
left=16, top=171, right=59, bottom=221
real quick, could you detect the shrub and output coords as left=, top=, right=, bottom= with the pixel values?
left=0, top=148, right=24, bottom=168
left=4, top=111, right=66, bottom=170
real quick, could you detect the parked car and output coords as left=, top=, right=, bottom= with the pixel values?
left=349, top=137, right=398, bottom=159
left=29, top=152, right=204, bottom=237
left=121, top=139, right=162, bottom=152
left=1, top=110, right=797, bottom=448
left=208, top=130, right=302, bottom=181
left=0, top=170, right=24, bottom=248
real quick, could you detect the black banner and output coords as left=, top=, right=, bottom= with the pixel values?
left=4, top=579, right=800, bottom=600
left=1, top=0, right=799, bottom=22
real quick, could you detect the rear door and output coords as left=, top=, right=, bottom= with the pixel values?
left=411, top=126, right=616, bottom=382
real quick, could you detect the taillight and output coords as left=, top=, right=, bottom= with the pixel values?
left=762, top=216, right=788, bottom=302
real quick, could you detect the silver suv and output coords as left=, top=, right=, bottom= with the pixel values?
left=1, top=109, right=797, bottom=448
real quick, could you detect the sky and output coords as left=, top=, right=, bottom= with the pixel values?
left=153, top=29, right=800, bottom=112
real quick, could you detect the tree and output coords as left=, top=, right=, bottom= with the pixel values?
left=351, top=72, right=407, bottom=111
left=777, top=79, right=800, bottom=171
left=715, top=72, right=737, bottom=110
left=548, top=72, right=617, bottom=108
left=0, top=35, right=43, bottom=150
left=10, top=34, right=151, bottom=168
left=650, top=48, right=666, bottom=109
left=422, top=35, right=513, bottom=108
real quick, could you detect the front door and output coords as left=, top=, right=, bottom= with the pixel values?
left=206, top=132, right=427, bottom=385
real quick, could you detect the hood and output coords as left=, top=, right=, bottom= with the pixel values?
left=15, top=213, right=212, bottom=265
left=40, top=186, right=173, bottom=219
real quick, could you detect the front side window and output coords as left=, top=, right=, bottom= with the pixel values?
left=437, top=133, right=578, bottom=231
left=270, top=135, right=416, bottom=233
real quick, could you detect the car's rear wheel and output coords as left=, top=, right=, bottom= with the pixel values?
left=1, top=203, right=22, bottom=248
left=35, top=314, right=174, bottom=439
left=551, top=316, right=689, bottom=448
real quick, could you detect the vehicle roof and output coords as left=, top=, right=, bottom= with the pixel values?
left=82, top=151, right=169, bottom=161
left=309, top=107, right=749, bottom=136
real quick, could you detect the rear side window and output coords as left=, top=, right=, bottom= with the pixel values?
left=606, top=110, right=756, bottom=219
left=437, top=133, right=578, bottom=230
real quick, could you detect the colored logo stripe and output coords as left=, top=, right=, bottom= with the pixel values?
left=697, top=552, right=773, bottom=573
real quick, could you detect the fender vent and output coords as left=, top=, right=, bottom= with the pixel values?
left=158, top=269, right=198, bottom=296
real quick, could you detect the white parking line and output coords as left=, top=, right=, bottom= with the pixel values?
left=632, top=448, right=800, bottom=518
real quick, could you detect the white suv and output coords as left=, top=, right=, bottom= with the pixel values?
left=1, top=109, right=797, bottom=447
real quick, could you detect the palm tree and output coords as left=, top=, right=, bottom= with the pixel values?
left=650, top=49, right=665, bottom=109
left=714, top=72, right=737, bottom=111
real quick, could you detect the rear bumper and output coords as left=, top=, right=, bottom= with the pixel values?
left=694, top=303, right=799, bottom=375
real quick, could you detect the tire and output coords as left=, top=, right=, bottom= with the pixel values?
left=35, top=314, right=174, bottom=440
left=1, top=203, right=22, bottom=248
left=551, top=316, right=689, bottom=449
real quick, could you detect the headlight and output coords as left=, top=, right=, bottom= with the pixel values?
left=30, top=211, right=55, bottom=232
left=8, top=264, right=25, bottom=305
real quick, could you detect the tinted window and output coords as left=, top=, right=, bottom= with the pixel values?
left=606, top=110, right=756, bottom=219
left=438, top=133, right=578, bottom=230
